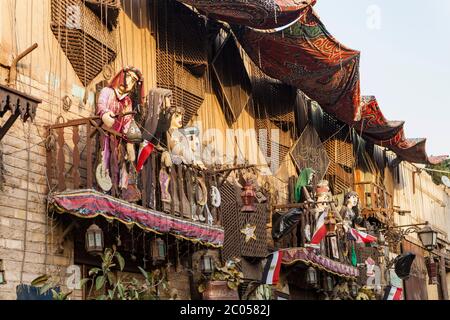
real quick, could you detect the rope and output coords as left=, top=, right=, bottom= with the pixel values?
left=19, top=124, right=31, bottom=283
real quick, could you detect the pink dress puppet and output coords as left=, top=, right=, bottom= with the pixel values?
left=96, top=67, right=145, bottom=193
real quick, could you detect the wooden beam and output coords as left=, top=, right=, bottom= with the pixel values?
left=0, top=112, right=20, bottom=141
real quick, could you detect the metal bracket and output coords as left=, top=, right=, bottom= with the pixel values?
left=7, top=43, right=38, bottom=87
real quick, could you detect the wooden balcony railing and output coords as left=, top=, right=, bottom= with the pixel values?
left=354, top=181, right=394, bottom=225
left=45, top=116, right=222, bottom=227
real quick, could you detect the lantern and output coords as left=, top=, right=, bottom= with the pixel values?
left=324, top=212, right=337, bottom=235
left=324, top=275, right=334, bottom=292
left=85, top=223, right=104, bottom=255
left=200, top=254, right=215, bottom=274
left=418, top=225, right=438, bottom=251
left=350, top=282, right=359, bottom=298
left=306, top=267, right=318, bottom=287
left=241, top=181, right=257, bottom=212
left=151, top=238, right=167, bottom=262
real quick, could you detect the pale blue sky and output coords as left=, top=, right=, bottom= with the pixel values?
left=315, top=0, right=450, bottom=157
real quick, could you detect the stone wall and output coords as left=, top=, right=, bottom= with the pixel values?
left=0, top=0, right=156, bottom=300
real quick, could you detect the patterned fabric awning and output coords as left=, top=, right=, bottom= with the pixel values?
left=281, top=247, right=359, bottom=279
left=180, top=0, right=316, bottom=29
left=358, top=96, right=447, bottom=165
left=179, top=0, right=448, bottom=165
left=48, top=189, right=224, bottom=248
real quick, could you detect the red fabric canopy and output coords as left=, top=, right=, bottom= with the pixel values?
left=180, top=0, right=316, bottom=29
left=48, top=189, right=224, bottom=248
left=281, top=247, right=359, bottom=279
left=180, top=1, right=447, bottom=164
left=358, top=96, right=447, bottom=165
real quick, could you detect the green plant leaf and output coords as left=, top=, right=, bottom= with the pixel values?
left=117, top=283, right=125, bottom=299
left=106, top=272, right=116, bottom=286
left=116, top=252, right=125, bottom=271
left=79, top=278, right=91, bottom=289
left=96, top=275, right=106, bottom=291
left=227, top=281, right=238, bottom=290
left=39, top=283, right=54, bottom=295
left=54, top=290, right=73, bottom=300
left=96, top=295, right=107, bottom=300
left=138, top=266, right=149, bottom=280
left=108, top=289, right=114, bottom=300
left=31, top=275, right=51, bottom=287
left=198, top=283, right=206, bottom=293
left=88, top=268, right=101, bottom=276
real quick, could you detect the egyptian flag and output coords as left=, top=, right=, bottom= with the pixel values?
left=349, top=228, right=377, bottom=244
left=136, top=140, right=155, bottom=172
left=261, top=251, right=283, bottom=285
left=384, top=286, right=403, bottom=300
left=310, top=211, right=327, bottom=245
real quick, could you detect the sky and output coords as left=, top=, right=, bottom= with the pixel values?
left=314, top=0, right=450, bottom=157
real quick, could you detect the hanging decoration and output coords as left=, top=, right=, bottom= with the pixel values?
left=306, top=266, right=318, bottom=287
left=182, top=0, right=447, bottom=165
left=240, top=224, right=257, bottom=243
left=240, top=181, right=257, bottom=213
left=200, top=254, right=215, bottom=274
left=351, top=244, right=357, bottom=267
left=85, top=223, right=104, bottom=255
left=290, top=125, right=330, bottom=187
left=178, top=0, right=316, bottom=29
left=151, top=238, right=167, bottom=263
left=49, top=190, right=225, bottom=247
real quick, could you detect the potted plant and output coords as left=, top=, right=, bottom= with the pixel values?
left=198, top=258, right=244, bottom=300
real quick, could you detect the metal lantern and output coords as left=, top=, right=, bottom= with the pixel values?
left=350, top=282, right=359, bottom=297
left=417, top=225, right=438, bottom=251
left=325, top=275, right=334, bottom=292
left=324, top=212, right=337, bottom=235
left=85, top=223, right=104, bottom=255
left=306, top=267, right=318, bottom=287
left=151, top=238, right=167, bottom=262
left=200, top=254, right=215, bottom=274
left=241, top=181, right=257, bottom=212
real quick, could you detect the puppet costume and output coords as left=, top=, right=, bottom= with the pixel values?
left=96, top=67, right=144, bottom=195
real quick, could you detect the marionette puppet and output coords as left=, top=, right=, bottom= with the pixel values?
left=339, top=191, right=361, bottom=229
left=95, top=66, right=145, bottom=201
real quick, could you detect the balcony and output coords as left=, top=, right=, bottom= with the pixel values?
left=45, top=116, right=224, bottom=248
left=354, top=181, right=394, bottom=226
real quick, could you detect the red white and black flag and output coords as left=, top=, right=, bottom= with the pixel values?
left=309, top=211, right=327, bottom=246
left=383, top=286, right=403, bottom=300
left=261, top=251, right=283, bottom=285
left=349, top=227, right=377, bottom=244
left=136, top=140, right=155, bottom=172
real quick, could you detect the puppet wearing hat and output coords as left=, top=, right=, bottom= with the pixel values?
left=96, top=66, right=144, bottom=197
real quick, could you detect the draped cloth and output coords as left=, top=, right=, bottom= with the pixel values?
left=49, top=189, right=224, bottom=247
left=180, top=0, right=317, bottom=29
left=179, top=0, right=448, bottom=165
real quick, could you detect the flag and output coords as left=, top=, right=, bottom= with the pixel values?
left=136, top=140, right=155, bottom=172
left=349, top=228, right=377, bottom=244
left=261, top=251, right=283, bottom=285
left=310, top=211, right=327, bottom=245
left=384, top=286, right=403, bottom=300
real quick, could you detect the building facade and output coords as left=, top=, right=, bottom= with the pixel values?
left=0, top=0, right=448, bottom=300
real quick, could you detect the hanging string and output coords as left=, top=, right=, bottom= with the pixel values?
left=143, top=231, right=148, bottom=269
